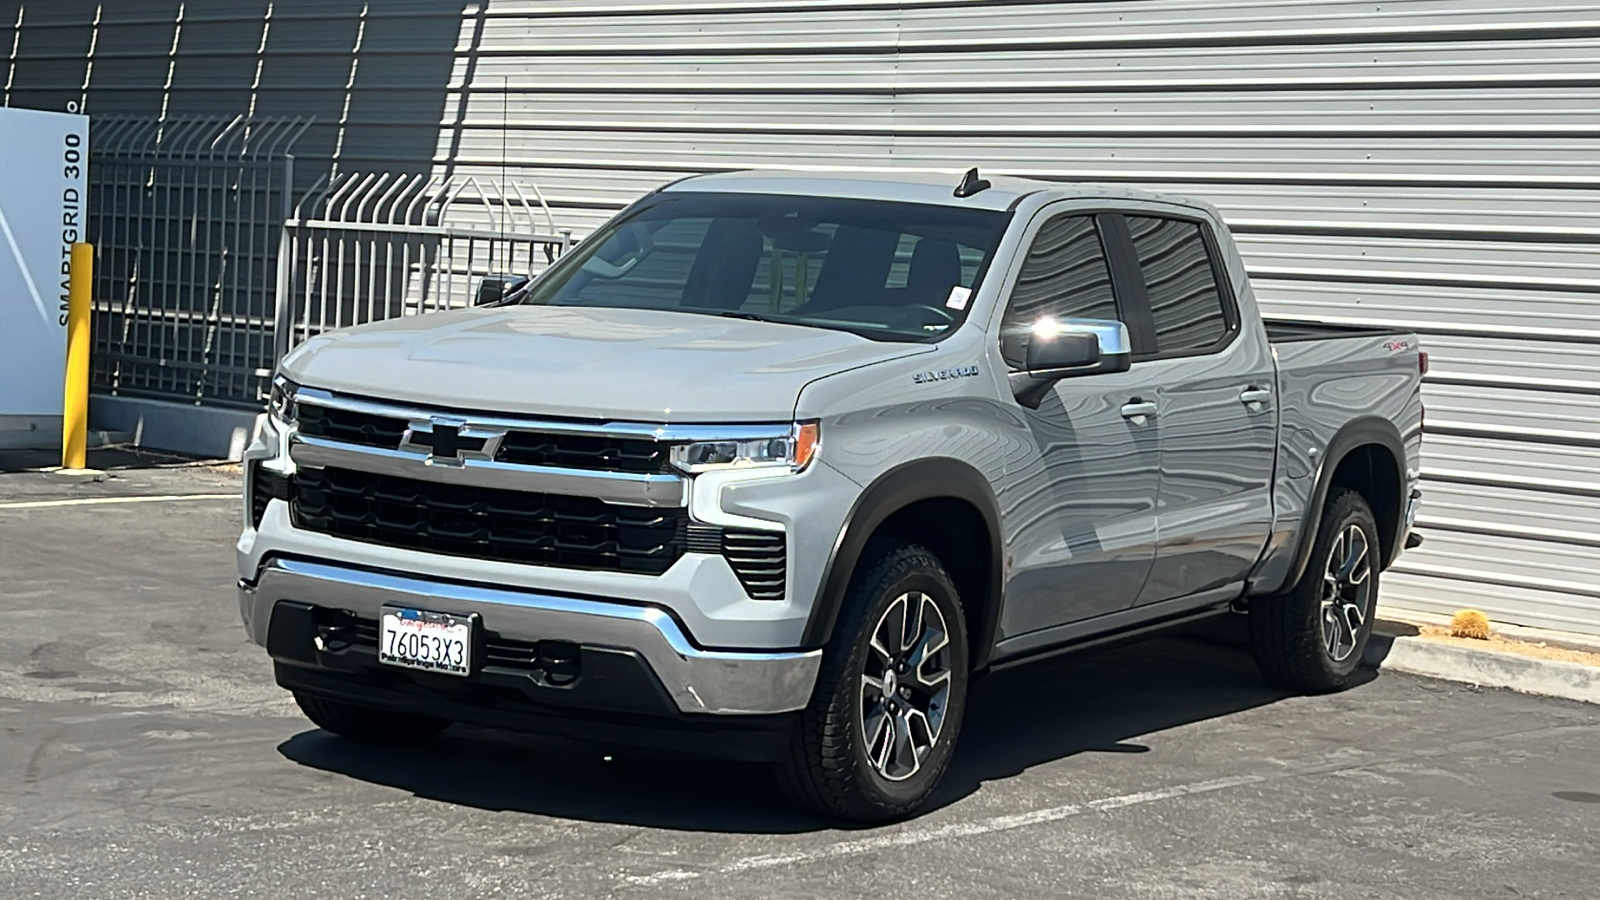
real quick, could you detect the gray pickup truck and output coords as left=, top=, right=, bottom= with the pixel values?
left=239, top=170, right=1423, bottom=821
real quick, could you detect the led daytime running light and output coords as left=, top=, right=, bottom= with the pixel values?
left=267, top=376, right=299, bottom=426
left=670, top=422, right=819, bottom=474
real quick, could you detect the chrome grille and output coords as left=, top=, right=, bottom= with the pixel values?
left=295, top=401, right=671, bottom=475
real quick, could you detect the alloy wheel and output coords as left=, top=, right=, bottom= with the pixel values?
left=1321, top=524, right=1372, bottom=662
left=860, top=591, right=953, bottom=782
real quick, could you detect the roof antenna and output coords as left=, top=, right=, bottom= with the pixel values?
left=953, top=167, right=991, bottom=198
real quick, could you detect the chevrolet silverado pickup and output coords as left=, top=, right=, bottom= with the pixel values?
left=239, top=170, right=1424, bottom=822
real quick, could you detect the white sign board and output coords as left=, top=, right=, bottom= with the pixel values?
left=0, top=106, right=89, bottom=447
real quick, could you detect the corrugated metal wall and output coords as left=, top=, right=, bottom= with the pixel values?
left=5, top=0, right=1600, bottom=635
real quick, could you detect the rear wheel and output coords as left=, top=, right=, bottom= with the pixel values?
left=294, top=692, right=450, bottom=743
left=1250, top=488, right=1380, bottom=692
left=777, top=543, right=968, bottom=823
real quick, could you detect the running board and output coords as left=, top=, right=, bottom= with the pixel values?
left=987, top=592, right=1240, bottom=673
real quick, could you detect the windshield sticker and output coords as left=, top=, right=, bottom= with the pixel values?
left=945, top=286, right=972, bottom=311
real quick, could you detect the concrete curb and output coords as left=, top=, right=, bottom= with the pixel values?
left=1365, top=629, right=1600, bottom=706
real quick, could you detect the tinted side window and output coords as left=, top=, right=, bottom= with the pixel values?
left=1000, top=215, right=1118, bottom=369
left=1125, top=216, right=1230, bottom=354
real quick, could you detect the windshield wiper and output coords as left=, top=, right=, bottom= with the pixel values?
left=717, top=310, right=844, bottom=333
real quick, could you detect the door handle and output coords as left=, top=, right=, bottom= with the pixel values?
left=1120, top=400, right=1158, bottom=420
left=1239, top=387, right=1273, bottom=407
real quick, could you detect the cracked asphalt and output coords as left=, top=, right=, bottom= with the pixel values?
left=1, top=451, right=1597, bottom=899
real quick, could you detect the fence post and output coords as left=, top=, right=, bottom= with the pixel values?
left=61, top=242, right=93, bottom=470
left=271, top=153, right=294, bottom=368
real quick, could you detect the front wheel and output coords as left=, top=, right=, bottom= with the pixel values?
left=1250, top=488, right=1380, bottom=693
left=777, top=542, right=969, bottom=823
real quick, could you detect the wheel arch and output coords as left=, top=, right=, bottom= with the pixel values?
left=1284, top=417, right=1408, bottom=589
left=801, top=458, right=1006, bottom=671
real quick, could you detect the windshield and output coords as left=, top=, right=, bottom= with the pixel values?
left=520, top=192, right=1011, bottom=341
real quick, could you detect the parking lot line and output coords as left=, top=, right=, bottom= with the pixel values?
left=0, top=494, right=238, bottom=510
left=618, top=721, right=1600, bottom=888
left=620, top=775, right=1267, bottom=887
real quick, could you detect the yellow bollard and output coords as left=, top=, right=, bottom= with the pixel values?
left=61, top=242, right=92, bottom=470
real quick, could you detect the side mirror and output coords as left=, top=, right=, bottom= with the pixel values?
left=476, top=274, right=530, bottom=307
left=1011, top=318, right=1132, bottom=409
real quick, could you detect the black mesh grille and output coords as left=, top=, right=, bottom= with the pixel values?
left=249, top=463, right=270, bottom=527
left=249, top=462, right=289, bottom=528
left=291, top=466, right=687, bottom=575
left=686, top=523, right=723, bottom=554
left=496, top=431, right=670, bottom=474
left=325, top=610, right=573, bottom=678
left=297, top=404, right=408, bottom=448
left=722, top=529, right=787, bottom=601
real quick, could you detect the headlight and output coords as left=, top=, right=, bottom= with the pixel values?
left=267, top=375, right=299, bottom=426
left=670, top=422, right=819, bottom=474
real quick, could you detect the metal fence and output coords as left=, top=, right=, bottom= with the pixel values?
left=274, top=172, right=573, bottom=358
left=88, top=115, right=313, bottom=408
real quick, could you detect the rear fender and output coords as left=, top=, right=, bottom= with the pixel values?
left=1278, top=417, right=1408, bottom=590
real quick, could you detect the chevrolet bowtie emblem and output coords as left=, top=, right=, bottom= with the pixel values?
left=399, top=417, right=506, bottom=466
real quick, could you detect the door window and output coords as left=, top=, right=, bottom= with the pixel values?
left=1000, top=215, right=1119, bottom=369
left=1124, top=216, right=1233, bottom=355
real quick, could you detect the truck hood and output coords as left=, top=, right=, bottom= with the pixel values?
left=279, top=306, right=935, bottom=421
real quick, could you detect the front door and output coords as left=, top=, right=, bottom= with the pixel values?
left=994, top=213, right=1163, bottom=638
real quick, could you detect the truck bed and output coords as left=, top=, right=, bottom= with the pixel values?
left=1259, top=315, right=1423, bottom=587
left=1263, top=318, right=1413, bottom=344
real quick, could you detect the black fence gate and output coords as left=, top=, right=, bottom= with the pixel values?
left=87, top=115, right=312, bottom=408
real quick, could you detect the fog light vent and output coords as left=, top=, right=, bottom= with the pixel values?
left=723, top=529, right=786, bottom=601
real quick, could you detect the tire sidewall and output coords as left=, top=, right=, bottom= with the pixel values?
left=839, top=553, right=969, bottom=811
left=1309, top=494, right=1381, bottom=683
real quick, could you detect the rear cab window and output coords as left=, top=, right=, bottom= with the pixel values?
left=1122, top=215, right=1239, bottom=357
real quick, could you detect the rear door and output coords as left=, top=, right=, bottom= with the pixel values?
left=994, top=212, right=1163, bottom=637
left=1108, top=213, right=1277, bottom=605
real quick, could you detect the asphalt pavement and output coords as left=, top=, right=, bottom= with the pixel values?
left=1, top=452, right=1597, bottom=899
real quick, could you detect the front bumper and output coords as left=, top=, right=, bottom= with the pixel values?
left=239, top=557, right=821, bottom=716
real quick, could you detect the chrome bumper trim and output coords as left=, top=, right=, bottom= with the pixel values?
left=289, top=435, right=688, bottom=508
left=239, top=558, right=820, bottom=715
left=295, top=386, right=791, bottom=442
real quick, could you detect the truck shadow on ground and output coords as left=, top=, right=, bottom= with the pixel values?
left=277, top=616, right=1375, bottom=834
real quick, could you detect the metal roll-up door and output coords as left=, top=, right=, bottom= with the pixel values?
left=5, top=0, right=1598, bottom=634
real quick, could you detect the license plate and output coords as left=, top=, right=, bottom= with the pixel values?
left=379, top=606, right=473, bottom=677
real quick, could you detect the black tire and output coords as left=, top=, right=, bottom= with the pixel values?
left=294, top=692, right=450, bottom=744
left=776, top=542, right=969, bottom=823
left=1250, top=488, right=1381, bottom=693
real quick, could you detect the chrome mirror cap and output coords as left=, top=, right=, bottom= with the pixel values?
left=1012, top=317, right=1133, bottom=409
